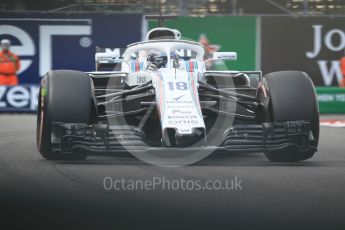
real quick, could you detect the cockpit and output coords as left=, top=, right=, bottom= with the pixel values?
left=121, top=40, right=205, bottom=74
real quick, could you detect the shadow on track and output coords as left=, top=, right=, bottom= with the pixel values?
left=51, top=151, right=327, bottom=167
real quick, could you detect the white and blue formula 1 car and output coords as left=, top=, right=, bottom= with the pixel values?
left=37, top=16, right=319, bottom=162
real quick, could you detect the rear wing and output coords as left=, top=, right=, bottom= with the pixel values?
left=95, top=47, right=126, bottom=71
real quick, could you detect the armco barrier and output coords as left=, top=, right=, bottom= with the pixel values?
left=317, top=87, right=345, bottom=114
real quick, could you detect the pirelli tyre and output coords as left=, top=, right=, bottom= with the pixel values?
left=36, top=70, right=94, bottom=160
left=263, top=71, right=319, bottom=162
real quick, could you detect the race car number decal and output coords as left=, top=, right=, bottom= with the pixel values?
left=167, top=81, right=188, bottom=91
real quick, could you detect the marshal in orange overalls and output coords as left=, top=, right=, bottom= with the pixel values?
left=0, top=51, right=20, bottom=86
left=341, top=56, right=345, bottom=87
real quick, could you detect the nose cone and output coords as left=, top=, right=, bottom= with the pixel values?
left=163, top=127, right=206, bottom=147
left=154, top=68, right=206, bottom=147
left=176, top=128, right=206, bottom=147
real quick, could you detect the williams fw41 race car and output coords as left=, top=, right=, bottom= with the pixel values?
left=36, top=18, right=319, bottom=163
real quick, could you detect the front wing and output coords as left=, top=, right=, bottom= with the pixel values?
left=50, top=120, right=315, bottom=155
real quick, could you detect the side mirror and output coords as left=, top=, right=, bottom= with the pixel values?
left=95, top=48, right=124, bottom=71
left=213, top=52, right=237, bottom=61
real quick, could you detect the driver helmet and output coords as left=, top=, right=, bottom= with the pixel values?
left=147, top=50, right=168, bottom=70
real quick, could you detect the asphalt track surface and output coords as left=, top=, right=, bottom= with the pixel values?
left=1, top=114, right=345, bottom=230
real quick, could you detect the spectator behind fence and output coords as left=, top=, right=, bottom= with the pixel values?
left=0, top=39, right=21, bottom=86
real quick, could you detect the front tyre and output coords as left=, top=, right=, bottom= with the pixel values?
left=36, top=70, right=94, bottom=160
left=263, top=71, right=319, bottom=162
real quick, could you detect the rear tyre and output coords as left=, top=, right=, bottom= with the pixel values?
left=36, top=70, right=94, bottom=160
left=263, top=71, right=319, bottom=162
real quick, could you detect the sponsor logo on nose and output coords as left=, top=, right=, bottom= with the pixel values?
left=172, top=94, right=184, bottom=101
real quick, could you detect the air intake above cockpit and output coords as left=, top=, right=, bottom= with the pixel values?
left=146, top=27, right=181, bottom=41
